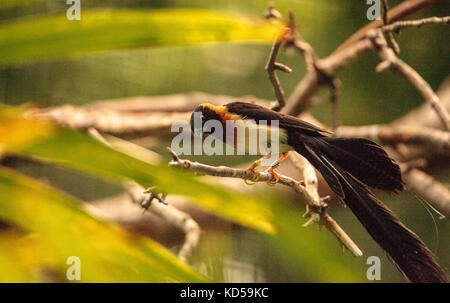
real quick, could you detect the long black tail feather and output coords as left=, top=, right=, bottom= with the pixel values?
left=292, top=134, right=448, bottom=282
left=321, top=137, right=404, bottom=192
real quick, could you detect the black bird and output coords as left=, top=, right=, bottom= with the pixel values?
left=190, top=101, right=448, bottom=283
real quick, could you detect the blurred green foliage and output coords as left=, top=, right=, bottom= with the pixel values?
left=0, top=0, right=448, bottom=282
left=0, top=9, right=283, bottom=65
left=0, top=167, right=207, bottom=282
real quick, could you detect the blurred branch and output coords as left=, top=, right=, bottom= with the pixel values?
left=282, top=12, right=341, bottom=127
left=289, top=152, right=362, bottom=255
left=124, top=182, right=200, bottom=262
left=334, top=125, right=450, bottom=217
left=302, top=112, right=450, bottom=218
left=329, top=78, right=341, bottom=132
left=321, top=15, right=449, bottom=77
left=83, top=92, right=257, bottom=112
left=334, top=0, right=443, bottom=53
left=394, top=77, right=450, bottom=129
left=30, top=71, right=449, bottom=144
left=401, top=165, right=450, bottom=218
left=30, top=104, right=190, bottom=136
left=335, top=125, right=450, bottom=156
left=28, top=93, right=272, bottom=136
left=266, top=37, right=291, bottom=112
left=381, top=0, right=400, bottom=54
left=284, top=4, right=449, bottom=117
left=288, top=152, right=322, bottom=225
left=86, top=192, right=232, bottom=249
left=167, top=147, right=363, bottom=257
left=282, top=13, right=321, bottom=115
left=263, top=3, right=290, bottom=112
left=86, top=127, right=200, bottom=262
left=368, top=30, right=450, bottom=131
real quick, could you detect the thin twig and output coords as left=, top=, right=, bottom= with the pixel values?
left=264, top=6, right=291, bottom=112
left=382, top=16, right=450, bottom=33
left=167, top=147, right=363, bottom=257
left=266, top=38, right=290, bottom=112
left=263, top=5, right=283, bottom=20
left=382, top=0, right=400, bottom=54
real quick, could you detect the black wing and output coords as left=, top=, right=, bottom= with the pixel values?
left=225, top=102, right=329, bottom=136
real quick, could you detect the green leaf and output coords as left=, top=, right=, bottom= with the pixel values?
left=0, top=167, right=207, bottom=282
left=0, top=8, right=285, bottom=65
left=268, top=207, right=366, bottom=282
left=0, top=0, right=44, bottom=10
left=0, top=233, right=36, bottom=282
left=0, top=110, right=275, bottom=234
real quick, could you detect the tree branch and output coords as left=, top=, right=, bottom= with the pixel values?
left=368, top=30, right=450, bottom=131
left=381, top=0, right=400, bottom=54
left=335, top=125, right=450, bottom=156
left=394, top=76, right=450, bottom=129
left=124, top=182, right=201, bottom=262
left=334, top=0, right=442, bottom=53
left=401, top=166, right=450, bottom=218
left=382, top=16, right=450, bottom=33
left=282, top=12, right=340, bottom=121
left=266, top=37, right=290, bottom=112
left=27, top=93, right=273, bottom=137
left=286, top=10, right=449, bottom=117
left=167, top=147, right=363, bottom=257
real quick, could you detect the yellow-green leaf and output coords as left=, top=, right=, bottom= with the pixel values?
left=0, top=167, right=207, bottom=282
left=0, top=9, right=285, bottom=65
left=0, top=0, right=44, bottom=10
